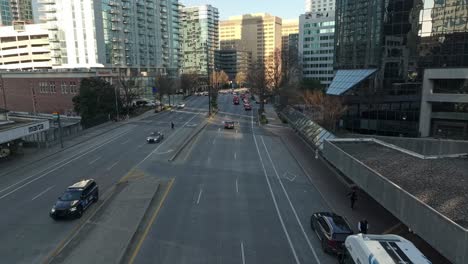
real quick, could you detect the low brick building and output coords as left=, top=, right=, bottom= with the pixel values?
left=0, top=70, right=115, bottom=114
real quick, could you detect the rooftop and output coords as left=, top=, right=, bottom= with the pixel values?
left=333, top=141, right=468, bottom=228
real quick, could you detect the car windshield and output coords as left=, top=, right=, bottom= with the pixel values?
left=59, top=190, right=81, bottom=201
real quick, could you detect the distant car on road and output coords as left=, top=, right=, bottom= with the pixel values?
left=224, top=121, right=235, bottom=129
left=50, top=179, right=99, bottom=220
left=244, top=104, right=252, bottom=110
left=147, top=131, right=164, bottom=143
left=177, top=102, right=185, bottom=109
left=310, top=212, right=353, bottom=254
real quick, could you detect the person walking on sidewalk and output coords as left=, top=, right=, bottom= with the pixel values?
left=171, top=122, right=175, bottom=129
left=358, top=219, right=369, bottom=234
left=347, top=188, right=358, bottom=209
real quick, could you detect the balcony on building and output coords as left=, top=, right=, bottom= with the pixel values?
left=110, top=9, right=120, bottom=15
left=38, top=0, right=54, bottom=4
left=109, top=1, right=120, bottom=6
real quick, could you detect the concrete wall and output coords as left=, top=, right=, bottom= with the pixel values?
left=322, top=140, right=468, bottom=264
left=345, top=134, right=468, bottom=156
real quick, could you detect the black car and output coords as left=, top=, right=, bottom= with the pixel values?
left=224, top=121, right=235, bottom=129
left=310, top=212, right=353, bottom=254
left=147, top=132, right=164, bottom=143
left=50, top=179, right=99, bottom=219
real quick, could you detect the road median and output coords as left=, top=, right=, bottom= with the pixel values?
left=168, top=120, right=208, bottom=162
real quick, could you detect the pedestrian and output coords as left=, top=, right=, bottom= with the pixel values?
left=171, top=122, right=174, bottom=129
left=358, top=219, right=369, bottom=234
left=347, top=188, right=357, bottom=209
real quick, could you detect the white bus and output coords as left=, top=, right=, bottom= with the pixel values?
left=339, top=234, right=432, bottom=264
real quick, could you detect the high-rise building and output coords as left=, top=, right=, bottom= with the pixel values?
left=219, top=13, right=282, bottom=64
left=214, top=49, right=251, bottom=81
left=0, top=0, right=34, bottom=26
left=299, top=11, right=334, bottom=87
left=305, top=0, right=335, bottom=13
left=0, top=22, right=51, bottom=70
left=281, top=19, right=299, bottom=58
left=36, top=0, right=180, bottom=74
left=329, top=0, right=468, bottom=139
left=180, top=5, right=219, bottom=76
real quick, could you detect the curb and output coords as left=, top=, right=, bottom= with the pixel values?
left=117, top=182, right=161, bottom=264
left=168, top=121, right=208, bottom=162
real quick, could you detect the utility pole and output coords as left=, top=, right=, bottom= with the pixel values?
left=53, top=112, right=64, bottom=148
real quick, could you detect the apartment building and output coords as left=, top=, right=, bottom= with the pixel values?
left=0, top=22, right=51, bottom=70
left=219, top=13, right=282, bottom=64
left=299, top=11, right=335, bottom=87
left=180, top=5, right=219, bottom=76
left=305, top=0, right=335, bottom=13
left=36, top=0, right=181, bottom=74
left=0, top=0, right=34, bottom=26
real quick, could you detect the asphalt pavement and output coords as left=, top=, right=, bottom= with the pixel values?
left=0, top=96, right=209, bottom=264
left=132, top=94, right=337, bottom=264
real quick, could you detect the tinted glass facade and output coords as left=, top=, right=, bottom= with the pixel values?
left=334, top=0, right=468, bottom=137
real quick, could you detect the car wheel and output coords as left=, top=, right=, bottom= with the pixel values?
left=94, top=192, right=99, bottom=202
left=321, top=239, right=329, bottom=254
left=76, top=207, right=83, bottom=218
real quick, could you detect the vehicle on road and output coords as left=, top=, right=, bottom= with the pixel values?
left=147, top=131, right=164, bottom=143
left=310, top=212, right=353, bottom=254
left=224, top=121, right=235, bottom=129
left=339, top=234, right=430, bottom=264
left=177, top=102, right=185, bottom=109
left=50, top=179, right=99, bottom=220
left=244, top=104, right=252, bottom=110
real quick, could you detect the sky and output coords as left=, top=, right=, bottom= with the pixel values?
left=180, top=0, right=304, bottom=20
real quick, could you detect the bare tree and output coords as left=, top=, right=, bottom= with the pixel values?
left=265, top=48, right=282, bottom=95
left=248, top=61, right=267, bottom=113
left=210, top=70, right=229, bottom=90
left=118, top=71, right=139, bottom=115
left=303, top=90, right=347, bottom=132
left=155, top=74, right=173, bottom=108
left=180, top=73, right=199, bottom=95
left=235, top=71, right=247, bottom=87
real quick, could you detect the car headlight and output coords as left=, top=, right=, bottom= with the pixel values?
left=69, top=207, right=77, bottom=212
left=50, top=208, right=55, bottom=213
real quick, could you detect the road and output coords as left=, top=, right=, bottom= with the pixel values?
left=132, top=94, right=336, bottom=264
left=0, top=94, right=341, bottom=264
left=0, top=96, right=208, bottom=264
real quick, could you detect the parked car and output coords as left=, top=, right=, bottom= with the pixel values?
left=310, top=212, right=353, bottom=254
left=147, top=131, right=164, bottom=143
left=50, top=179, right=99, bottom=219
left=244, top=104, right=252, bottom=110
left=224, top=121, right=235, bottom=129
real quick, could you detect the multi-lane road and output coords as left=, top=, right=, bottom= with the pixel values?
left=0, top=94, right=338, bottom=264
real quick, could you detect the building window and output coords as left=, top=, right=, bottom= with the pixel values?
left=61, top=81, right=68, bottom=94
left=49, top=81, right=56, bottom=93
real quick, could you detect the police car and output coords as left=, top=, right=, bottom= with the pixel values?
left=50, top=179, right=99, bottom=219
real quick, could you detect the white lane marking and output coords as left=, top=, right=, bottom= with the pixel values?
left=137, top=144, right=144, bottom=148
left=155, top=149, right=174, bottom=155
left=251, top=112, right=300, bottom=264
left=260, top=136, right=321, bottom=264
left=283, top=171, right=298, bottom=182
left=0, top=128, right=133, bottom=200
left=236, top=178, right=239, bottom=194
left=218, top=127, right=221, bottom=132
left=212, top=138, right=216, bottom=145
left=31, top=185, right=54, bottom=201
left=120, top=138, right=130, bottom=145
left=88, top=156, right=101, bottom=165
left=196, top=188, right=203, bottom=204
left=241, top=241, right=246, bottom=264
left=106, top=161, right=119, bottom=171
left=234, top=152, right=237, bottom=160
left=236, top=129, right=238, bottom=134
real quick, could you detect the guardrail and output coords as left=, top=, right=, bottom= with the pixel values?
left=322, top=139, right=468, bottom=264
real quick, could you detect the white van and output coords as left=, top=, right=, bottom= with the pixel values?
left=339, top=234, right=432, bottom=264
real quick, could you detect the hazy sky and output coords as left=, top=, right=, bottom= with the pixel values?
left=180, top=0, right=304, bottom=20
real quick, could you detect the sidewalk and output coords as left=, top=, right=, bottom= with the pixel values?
left=0, top=109, right=158, bottom=176
left=261, top=106, right=398, bottom=233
